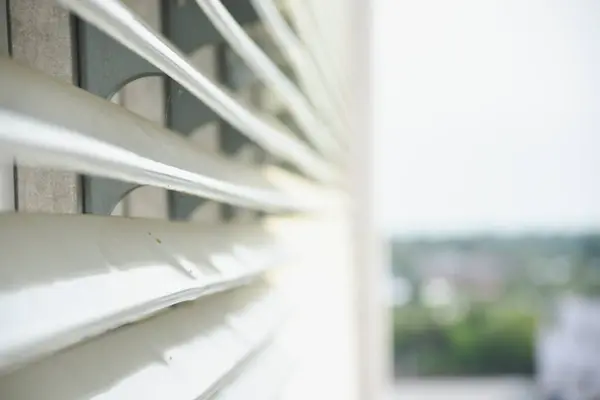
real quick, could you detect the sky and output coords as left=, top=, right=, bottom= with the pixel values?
left=372, top=0, right=600, bottom=236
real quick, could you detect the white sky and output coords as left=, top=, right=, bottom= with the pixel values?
left=372, top=0, right=600, bottom=236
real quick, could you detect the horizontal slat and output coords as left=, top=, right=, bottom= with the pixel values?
left=0, top=283, right=286, bottom=399
left=250, top=0, right=348, bottom=136
left=211, top=339, right=293, bottom=400
left=285, top=0, right=349, bottom=116
left=0, top=213, right=283, bottom=373
left=0, top=58, right=314, bottom=213
left=193, top=0, right=342, bottom=159
left=57, top=0, right=336, bottom=182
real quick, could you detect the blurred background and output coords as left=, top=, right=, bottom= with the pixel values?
left=373, top=1, right=600, bottom=399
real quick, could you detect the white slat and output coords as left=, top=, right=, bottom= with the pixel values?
left=0, top=213, right=282, bottom=373
left=285, top=0, right=349, bottom=114
left=250, top=0, right=348, bottom=136
left=193, top=0, right=342, bottom=160
left=0, top=58, right=312, bottom=213
left=0, top=283, right=286, bottom=400
left=211, top=340, right=293, bottom=400
left=57, top=0, right=336, bottom=183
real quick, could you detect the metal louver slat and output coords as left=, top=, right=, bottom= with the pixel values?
left=57, top=0, right=336, bottom=182
left=0, top=284, right=286, bottom=400
left=0, top=58, right=313, bottom=213
left=0, top=213, right=281, bottom=373
left=192, top=0, right=342, bottom=160
left=250, top=0, right=348, bottom=136
left=211, top=338, right=293, bottom=400
left=285, top=0, right=350, bottom=116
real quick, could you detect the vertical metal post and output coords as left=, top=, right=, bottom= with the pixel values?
left=118, top=0, right=167, bottom=219
left=162, top=0, right=260, bottom=222
left=163, top=0, right=220, bottom=221
left=216, top=32, right=266, bottom=222
left=217, top=43, right=251, bottom=221
left=73, top=3, right=161, bottom=216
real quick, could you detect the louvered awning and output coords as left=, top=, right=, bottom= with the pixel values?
left=0, top=0, right=355, bottom=398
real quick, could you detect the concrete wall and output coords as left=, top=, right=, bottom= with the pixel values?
left=9, top=0, right=79, bottom=213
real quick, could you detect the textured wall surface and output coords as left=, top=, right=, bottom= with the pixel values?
left=0, top=0, right=15, bottom=211
left=10, top=0, right=78, bottom=213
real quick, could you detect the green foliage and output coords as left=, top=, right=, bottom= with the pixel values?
left=390, top=233, right=600, bottom=376
left=393, top=305, right=535, bottom=376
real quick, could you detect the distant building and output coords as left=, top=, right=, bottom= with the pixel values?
left=412, top=249, right=505, bottom=302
